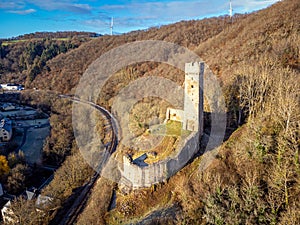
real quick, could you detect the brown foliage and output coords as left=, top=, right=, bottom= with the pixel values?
left=1, top=0, right=299, bottom=224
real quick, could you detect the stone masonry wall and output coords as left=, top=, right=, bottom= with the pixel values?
left=120, top=131, right=199, bottom=188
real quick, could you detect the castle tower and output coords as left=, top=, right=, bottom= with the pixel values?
left=183, top=62, right=204, bottom=135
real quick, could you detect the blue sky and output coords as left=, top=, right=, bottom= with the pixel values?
left=0, top=0, right=280, bottom=38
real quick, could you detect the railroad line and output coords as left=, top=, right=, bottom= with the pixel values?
left=58, top=96, right=118, bottom=225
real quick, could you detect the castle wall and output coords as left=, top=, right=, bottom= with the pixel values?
left=165, top=108, right=184, bottom=122
left=120, top=131, right=199, bottom=188
left=166, top=131, right=199, bottom=177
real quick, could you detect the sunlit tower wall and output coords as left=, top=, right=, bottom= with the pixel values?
left=183, top=62, right=204, bottom=136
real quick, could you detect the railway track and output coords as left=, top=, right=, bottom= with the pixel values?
left=58, top=96, right=118, bottom=225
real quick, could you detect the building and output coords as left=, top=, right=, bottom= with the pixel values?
left=35, top=195, right=54, bottom=212
left=1, top=189, right=53, bottom=223
left=1, top=201, right=16, bottom=224
left=0, top=84, right=24, bottom=91
left=0, top=119, right=12, bottom=142
left=165, top=108, right=184, bottom=123
left=1, top=190, right=35, bottom=223
left=166, top=61, right=204, bottom=135
left=0, top=103, right=16, bottom=111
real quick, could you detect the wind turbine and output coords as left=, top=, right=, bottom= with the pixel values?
left=229, top=0, right=233, bottom=21
left=110, top=17, right=114, bottom=35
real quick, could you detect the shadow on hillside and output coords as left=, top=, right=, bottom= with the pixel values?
left=194, top=111, right=243, bottom=159
left=49, top=185, right=85, bottom=225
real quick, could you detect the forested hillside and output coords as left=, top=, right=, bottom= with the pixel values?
left=76, top=0, right=299, bottom=224
left=3, top=31, right=99, bottom=40
left=29, top=15, right=241, bottom=93
left=1, top=0, right=299, bottom=224
left=0, top=34, right=94, bottom=86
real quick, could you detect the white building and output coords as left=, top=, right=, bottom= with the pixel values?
left=1, top=201, right=17, bottom=224
left=1, top=194, right=54, bottom=223
left=36, top=195, right=54, bottom=212
left=0, top=84, right=24, bottom=91
left=0, top=118, right=13, bottom=142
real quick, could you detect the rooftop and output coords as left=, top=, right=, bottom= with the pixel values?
left=0, top=118, right=12, bottom=132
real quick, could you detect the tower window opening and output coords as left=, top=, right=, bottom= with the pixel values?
left=191, top=85, right=194, bottom=88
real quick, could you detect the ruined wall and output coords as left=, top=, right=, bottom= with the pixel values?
left=120, top=131, right=199, bottom=188
left=166, top=131, right=200, bottom=177
left=165, top=108, right=184, bottom=122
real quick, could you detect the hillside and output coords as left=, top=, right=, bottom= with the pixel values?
left=195, top=0, right=300, bottom=79
left=29, top=15, right=240, bottom=92
left=0, top=35, right=93, bottom=86
left=1, top=0, right=299, bottom=224
left=2, top=31, right=99, bottom=40
left=75, top=0, right=300, bottom=224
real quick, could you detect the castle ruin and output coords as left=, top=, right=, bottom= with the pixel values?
left=120, top=62, right=204, bottom=189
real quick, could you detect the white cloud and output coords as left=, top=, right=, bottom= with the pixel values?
left=0, top=1, right=25, bottom=10
left=233, top=0, right=281, bottom=12
left=27, top=1, right=92, bottom=14
left=8, top=9, right=36, bottom=15
left=102, top=0, right=281, bottom=19
left=83, top=19, right=108, bottom=27
left=98, top=0, right=281, bottom=31
left=101, top=1, right=224, bottom=19
left=64, top=3, right=92, bottom=14
left=1, top=0, right=92, bottom=14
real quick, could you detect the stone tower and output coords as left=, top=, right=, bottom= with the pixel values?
left=183, top=62, right=204, bottom=135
